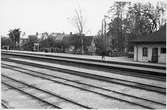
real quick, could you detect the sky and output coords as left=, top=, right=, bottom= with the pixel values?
left=0, top=0, right=165, bottom=37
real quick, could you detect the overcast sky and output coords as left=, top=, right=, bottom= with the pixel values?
left=0, top=0, right=165, bottom=36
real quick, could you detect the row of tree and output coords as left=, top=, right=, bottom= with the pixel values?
left=97, top=1, right=166, bottom=55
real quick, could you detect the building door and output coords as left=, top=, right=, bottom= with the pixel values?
left=152, top=48, right=158, bottom=63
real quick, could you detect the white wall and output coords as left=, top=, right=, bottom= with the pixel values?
left=134, top=46, right=138, bottom=61
left=134, top=44, right=166, bottom=63
left=158, top=46, right=166, bottom=63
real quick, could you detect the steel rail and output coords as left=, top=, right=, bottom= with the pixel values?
left=2, top=52, right=166, bottom=76
left=2, top=83, right=61, bottom=109
left=2, top=70, right=156, bottom=109
left=2, top=63, right=165, bottom=106
left=2, top=75, right=92, bottom=109
left=1, top=102, right=9, bottom=109
left=2, top=58, right=166, bottom=94
left=2, top=50, right=166, bottom=70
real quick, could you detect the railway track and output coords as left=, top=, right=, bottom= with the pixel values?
left=1, top=103, right=8, bottom=109
left=2, top=62, right=166, bottom=109
left=2, top=83, right=60, bottom=109
left=2, top=51, right=166, bottom=108
left=1, top=100, right=10, bottom=109
left=3, top=58, right=165, bottom=83
left=2, top=75, right=92, bottom=109
left=2, top=72, right=148, bottom=109
left=2, top=50, right=166, bottom=77
left=2, top=50, right=166, bottom=69
left=2, top=58, right=165, bottom=94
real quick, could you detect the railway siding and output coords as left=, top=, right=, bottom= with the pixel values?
left=7, top=57, right=166, bottom=89
left=1, top=50, right=166, bottom=109
left=2, top=62, right=165, bottom=104
left=2, top=73, right=146, bottom=109
left=2, top=75, right=91, bottom=109
left=2, top=63, right=165, bottom=109
left=1, top=84, right=55, bottom=109
left=3, top=65, right=164, bottom=108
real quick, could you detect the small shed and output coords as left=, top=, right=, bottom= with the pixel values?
left=130, top=24, right=166, bottom=63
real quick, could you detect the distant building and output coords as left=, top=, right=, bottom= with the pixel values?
left=130, top=24, right=166, bottom=63
left=1, top=36, right=10, bottom=50
left=39, top=32, right=66, bottom=52
left=88, top=37, right=96, bottom=55
left=62, top=34, right=96, bottom=54
left=20, top=38, right=29, bottom=47
left=84, top=36, right=96, bottom=55
left=50, top=32, right=66, bottom=41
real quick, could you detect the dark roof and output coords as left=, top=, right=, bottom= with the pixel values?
left=130, top=24, right=166, bottom=43
left=62, top=35, right=94, bottom=46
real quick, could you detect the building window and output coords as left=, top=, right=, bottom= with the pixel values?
left=161, top=48, right=166, bottom=54
left=143, top=47, right=148, bottom=57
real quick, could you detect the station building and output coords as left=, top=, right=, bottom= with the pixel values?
left=131, top=24, right=166, bottom=64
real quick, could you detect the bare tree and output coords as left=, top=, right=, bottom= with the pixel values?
left=73, top=8, right=86, bottom=35
left=72, top=8, right=86, bottom=54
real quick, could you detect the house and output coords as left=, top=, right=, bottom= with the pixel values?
left=20, top=38, right=29, bottom=46
left=83, top=36, right=96, bottom=55
left=88, top=37, right=96, bottom=55
left=62, top=34, right=96, bottom=54
left=1, top=37, right=10, bottom=50
left=130, top=24, right=166, bottom=63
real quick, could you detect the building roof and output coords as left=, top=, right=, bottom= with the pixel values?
left=62, top=34, right=94, bottom=46
left=49, top=33, right=66, bottom=41
left=130, top=24, right=166, bottom=43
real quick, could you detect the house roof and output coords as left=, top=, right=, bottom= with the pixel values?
left=62, top=34, right=94, bottom=46
left=130, top=24, right=166, bottom=43
left=49, top=33, right=66, bottom=41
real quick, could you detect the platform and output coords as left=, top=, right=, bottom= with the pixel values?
left=2, top=50, right=166, bottom=68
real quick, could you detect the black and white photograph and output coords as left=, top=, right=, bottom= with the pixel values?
left=1, top=0, right=166, bottom=109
